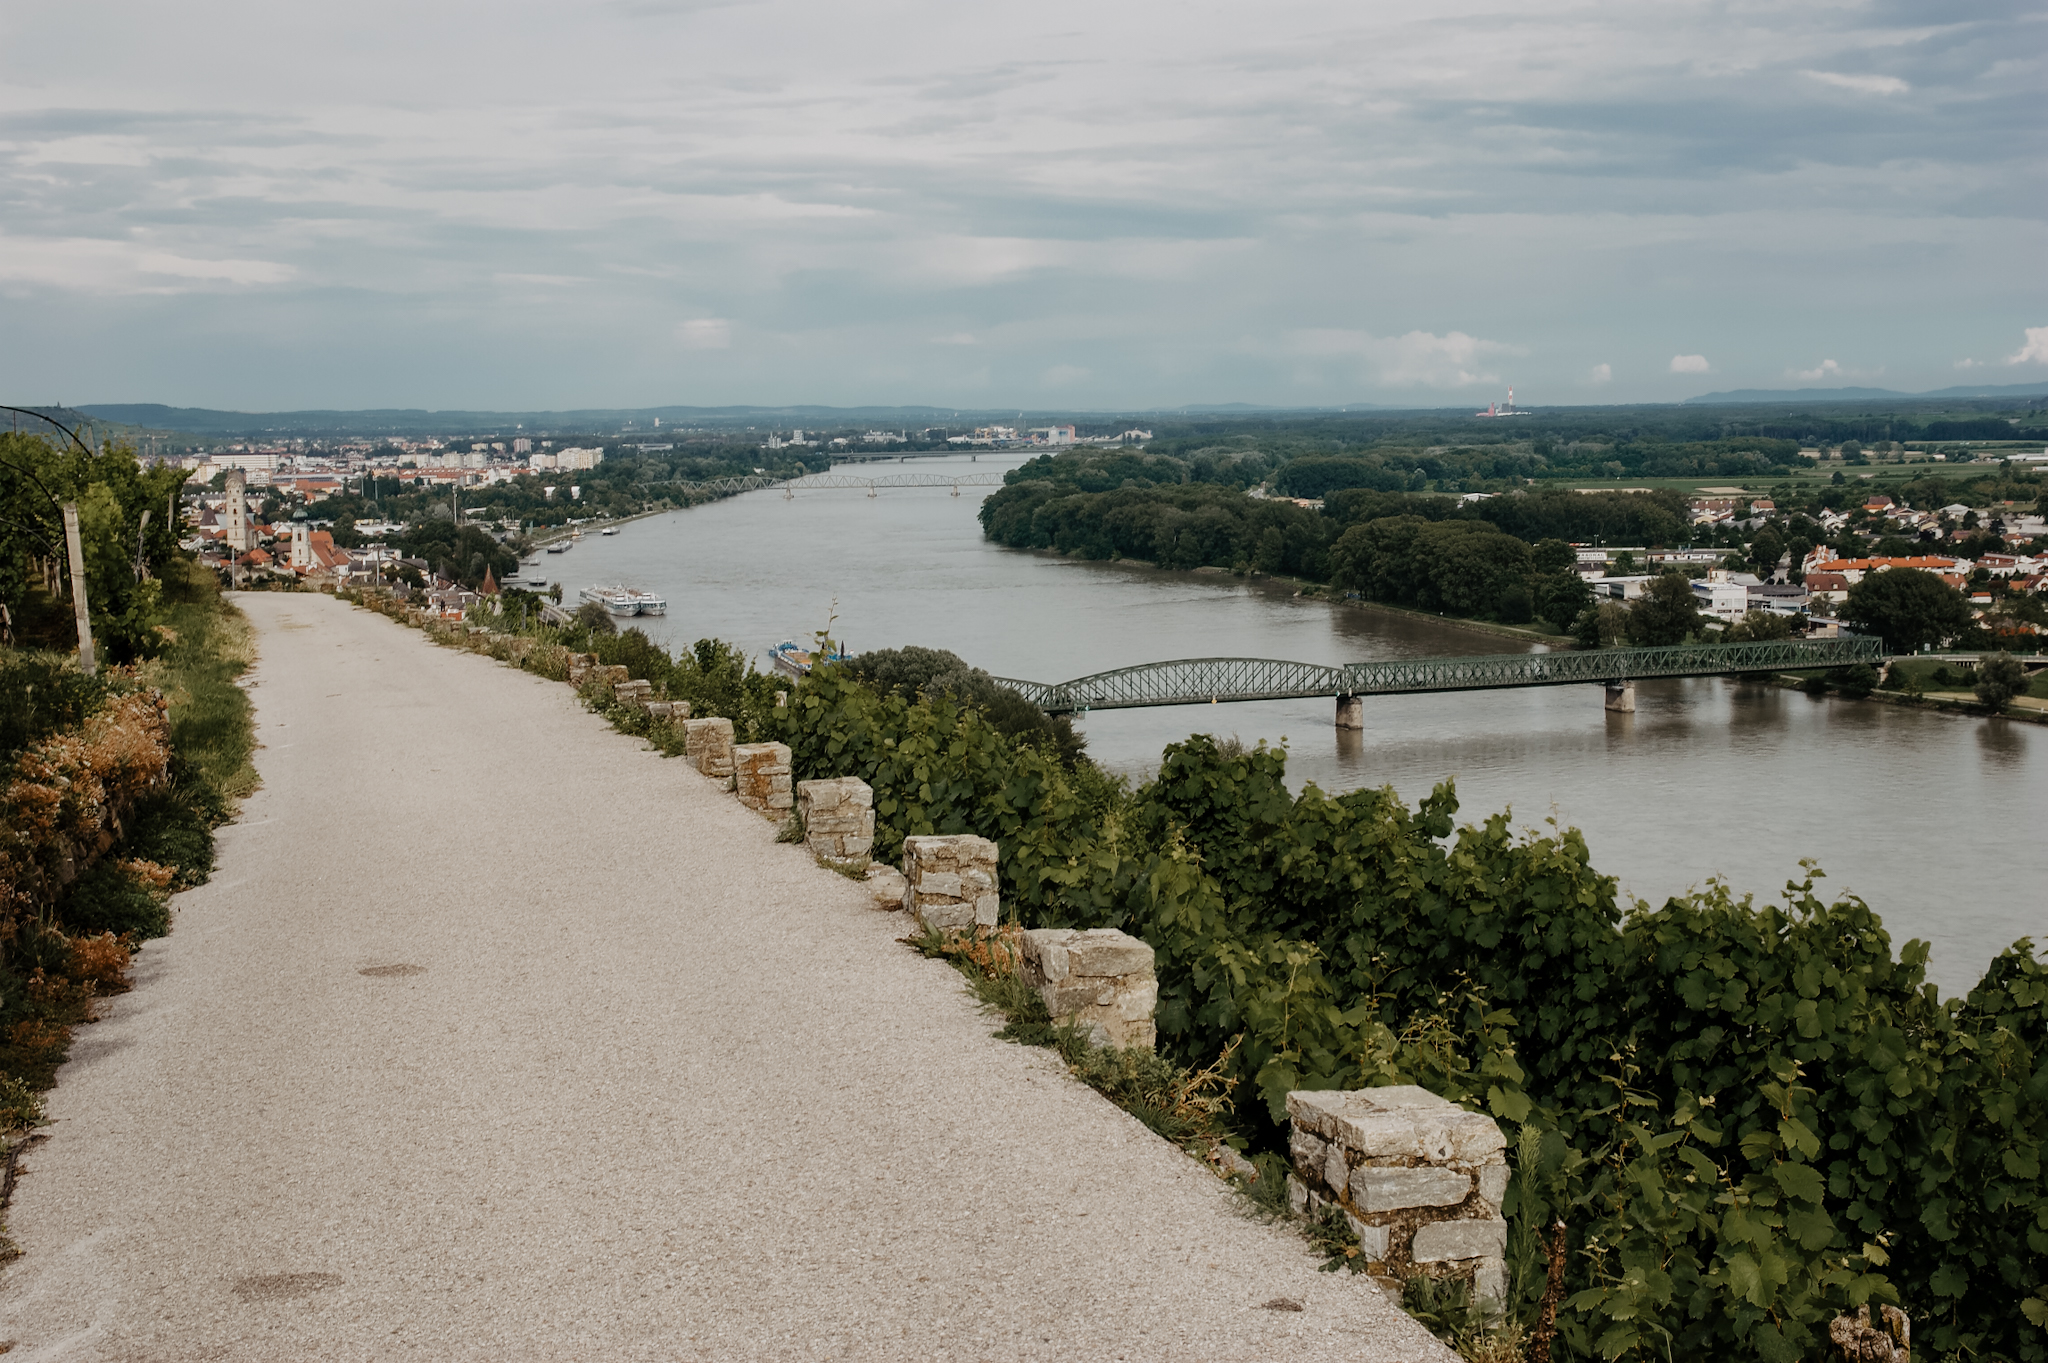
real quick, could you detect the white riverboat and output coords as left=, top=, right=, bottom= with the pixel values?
left=579, top=584, right=667, bottom=616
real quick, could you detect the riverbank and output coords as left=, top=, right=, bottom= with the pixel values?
left=1083, top=554, right=1572, bottom=652
left=1771, top=672, right=2048, bottom=726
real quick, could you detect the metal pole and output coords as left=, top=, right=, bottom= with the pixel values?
left=62, top=502, right=97, bottom=673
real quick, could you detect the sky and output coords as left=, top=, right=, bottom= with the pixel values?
left=1, top=0, right=2042, bottom=412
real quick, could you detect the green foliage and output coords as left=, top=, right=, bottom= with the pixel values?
left=53, top=856, right=171, bottom=938
left=1973, top=651, right=2026, bottom=709
left=1726, top=609, right=1794, bottom=641
left=0, top=431, right=189, bottom=662
left=1626, top=573, right=1703, bottom=646
left=844, top=645, right=1088, bottom=765
left=1842, top=568, right=1973, bottom=653
left=1837, top=663, right=1879, bottom=699
left=0, top=651, right=110, bottom=759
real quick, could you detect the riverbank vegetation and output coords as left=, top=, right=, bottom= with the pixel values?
left=401, top=584, right=2045, bottom=1363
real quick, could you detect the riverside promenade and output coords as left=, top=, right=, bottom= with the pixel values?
left=0, top=594, right=1451, bottom=1361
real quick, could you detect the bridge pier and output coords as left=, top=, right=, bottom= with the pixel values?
left=1335, top=694, right=1363, bottom=730
left=1604, top=681, right=1636, bottom=713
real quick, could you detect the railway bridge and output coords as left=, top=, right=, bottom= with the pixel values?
left=995, top=636, right=1885, bottom=726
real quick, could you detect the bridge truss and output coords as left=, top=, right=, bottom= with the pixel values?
left=995, top=637, right=1884, bottom=713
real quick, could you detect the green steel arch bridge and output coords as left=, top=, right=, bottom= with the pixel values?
left=994, top=636, right=1884, bottom=723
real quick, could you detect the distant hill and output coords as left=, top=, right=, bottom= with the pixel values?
left=76, top=402, right=973, bottom=436
left=1685, top=381, right=2048, bottom=405
left=76, top=400, right=1402, bottom=435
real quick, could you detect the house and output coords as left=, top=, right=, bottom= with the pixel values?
left=1804, top=571, right=1852, bottom=602
left=1592, top=575, right=1655, bottom=601
left=1690, top=572, right=1750, bottom=621
left=1865, top=495, right=1896, bottom=513
left=1748, top=583, right=1810, bottom=616
left=1805, top=555, right=1958, bottom=584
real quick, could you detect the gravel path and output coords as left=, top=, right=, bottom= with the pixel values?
left=0, top=593, right=1454, bottom=1361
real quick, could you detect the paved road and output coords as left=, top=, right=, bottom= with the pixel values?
left=0, top=594, right=1453, bottom=1361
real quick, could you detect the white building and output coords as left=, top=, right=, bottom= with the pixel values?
left=556, top=447, right=604, bottom=470
left=1690, top=571, right=1750, bottom=622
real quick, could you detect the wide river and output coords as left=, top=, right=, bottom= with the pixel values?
left=530, top=453, right=2042, bottom=996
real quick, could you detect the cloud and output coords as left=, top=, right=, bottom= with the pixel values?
left=930, top=332, right=978, bottom=346
left=0, top=235, right=294, bottom=292
left=1669, top=354, right=1711, bottom=374
left=675, top=318, right=731, bottom=350
left=1291, top=328, right=1522, bottom=388
left=1954, top=358, right=1982, bottom=369
left=1587, top=363, right=1612, bottom=385
left=1789, top=358, right=1844, bottom=382
left=2007, top=327, right=2048, bottom=366
left=1802, top=71, right=1910, bottom=96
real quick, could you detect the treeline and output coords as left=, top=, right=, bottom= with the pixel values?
left=980, top=451, right=1696, bottom=626
left=1270, top=438, right=1803, bottom=495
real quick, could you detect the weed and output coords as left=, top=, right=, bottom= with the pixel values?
left=906, top=924, right=1240, bottom=1147
left=1398, top=1272, right=1527, bottom=1363
left=0, top=1077, right=43, bottom=1131
left=775, top=810, right=807, bottom=844
left=1305, top=1203, right=1366, bottom=1273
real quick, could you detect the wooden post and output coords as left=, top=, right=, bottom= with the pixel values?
left=62, top=502, right=96, bottom=673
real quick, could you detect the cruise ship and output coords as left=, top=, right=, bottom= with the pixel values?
left=579, top=584, right=667, bottom=616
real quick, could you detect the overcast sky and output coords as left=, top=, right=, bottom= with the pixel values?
left=1, top=0, right=2041, bottom=411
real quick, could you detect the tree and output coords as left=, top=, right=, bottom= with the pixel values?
left=1627, top=572, right=1702, bottom=646
left=1973, top=652, right=2026, bottom=711
left=1726, top=609, right=1792, bottom=641
left=1572, top=600, right=1633, bottom=649
left=1840, top=568, right=1972, bottom=652
left=1748, top=528, right=1785, bottom=580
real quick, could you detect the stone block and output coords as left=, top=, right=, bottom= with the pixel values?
left=1290, top=1128, right=1328, bottom=1180
left=732, top=742, right=793, bottom=814
left=682, top=717, right=735, bottom=779
left=614, top=678, right=653, bottom=706
left=1351, top=1165, right=1471, bottom=1212
left=1344, top=1212, right=1390, bottom=1261
left=1410, top=1218, right=1508, bottom=1264
left=1018, top=927, right=1156, bottom=1051
left=862, top=863, right=907, bottom=909
left=1286, top=1087, right=1504, bottom=1162
left=797, top=778, right=876, bottom=861
left=1476, top=1161, right=1509, bottom=1208
left=901, top=835, right=999, bottom=933
left=1472, top=1256, right=1506, bottom=1309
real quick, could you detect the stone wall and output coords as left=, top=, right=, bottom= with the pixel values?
left=1019, top=928, right=1157, bottom=1050
left=682, top=717, right=735, bottom=779
left=733, top=742, right=794, bottom=815
left=1284, top=1086, right=1509, bottom=1304
left=900, top=834, right=999, bottom=932
left=796, top=777, right=874, bottom=862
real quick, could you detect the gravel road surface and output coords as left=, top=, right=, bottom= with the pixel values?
left=0, top=593, right=1454, bottom=1361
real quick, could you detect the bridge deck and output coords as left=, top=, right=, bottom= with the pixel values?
left=996, top=637, right=1883, bottom=713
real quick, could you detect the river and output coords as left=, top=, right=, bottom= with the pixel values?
left=530, top=453, right=2044, bottom=996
